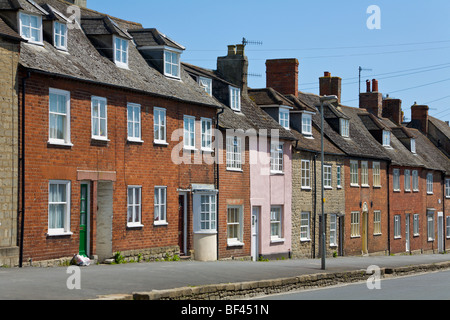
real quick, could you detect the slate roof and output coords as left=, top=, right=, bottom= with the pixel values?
left=411, top=127, right=450, bottom=174
left=248, top=88, right=294, bottom=107
left=429, top=115, right=450, bottom=141
left=6, top=0, right=221, bottom=109
left=0, top=16, right=22, bottom=41
left=129, top=28, right=185, bottom=51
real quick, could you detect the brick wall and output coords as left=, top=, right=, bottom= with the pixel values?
left=0, top=41, right=19, bottom=267
left=19, top=71, right=216, bottom=263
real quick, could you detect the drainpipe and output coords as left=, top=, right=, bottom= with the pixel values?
left=19, top=70, right=31, bottom=268
left=313, top=153, right=317, bottom=259
left=387, top=161, right=391, bottom=256
left=215, top=107, right=224, bottom=261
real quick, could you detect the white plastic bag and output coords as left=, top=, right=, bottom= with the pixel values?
left=72, top=254, right=91, bottom=266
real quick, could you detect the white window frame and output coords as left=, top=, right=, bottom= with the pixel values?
left=340, top=118, right=349, bottom=138
left=114, top=35, right=129, bottom=68
left=382, top=130, right=391, bottom=147
left=446, top=216, right=450, bottom=239
left=153, top=107, right=167, bottom=144
left=373, top=210, right=381, bottom=235
left=324, top=164, right=332, bottom=189
left=279, top=107, right=290, bottom=129
left=351, top=212, right=360, bottom=237
left=195, top=194, right=217, bottom=233
left=350, top=160, right=359, bottom=186
left=427, top=173, right=433, bottom=194
left=361, top=161, right=369, bottom=187
left=227, top=206, right=243, bottom=246
left=301, top=113, right=312, bottom=136
left=410, top=138, right=416, bottom=153
left=412, top=170, right=419, bottom=192
left=48, top=88, right=72, bottom=146
left=154, top=186, right=167, bottom=225
left=404, top=169, right=411, bottom=192
left=201, top=118, right=213, bottom=151
left=301, top=159, right=311, bottom=189
left=127, top=186, right=142, bottom=228
left=226, top=136, right=242, bottom=171
left=394, top=215, right=401, bottom=239
left=270, top=206, right=283, bottom=242
left=229, top=86, right=241, bottom=111
left=19, top=12, right=43, bottom=45
left=329, top=214, right=337, bottom=246
left=183, top=115, right=196, bottom=149
left=48, top=180, right=72, bottom=236
left=53, top=21, right=67, bottom=50
left=393, top=169, right=400, bottom=191
left=164, top=50, right=181, bottom=79
left=198, top=76, right=212, bottom=95
left=427, top=211, right=435, bottom=241
left=91, top=96, right=108, bottom=140
left=445, top=179, right=450, bottom=198
left=373, top=162, right=381, bottom=187
left=413, top=214, right=420, bottom=236
left=127, top=103, right=142, bottom=142
left=270, top=142, right=284, bottom=174
left=300, top=212, right=310, bottom=241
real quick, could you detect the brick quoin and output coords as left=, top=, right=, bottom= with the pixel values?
left=19, top=71, right=216, bottom=263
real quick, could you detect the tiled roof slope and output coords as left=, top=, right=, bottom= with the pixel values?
left=13, top=0, right=221, bottom=108
left=411, top=127, right=450, bottom=174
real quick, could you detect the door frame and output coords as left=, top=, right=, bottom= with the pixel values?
left=80, top=181, right=91, bottom=257
left=251, top=206, right=260, bottom=262
left=178, top=192, right=188, bottom=255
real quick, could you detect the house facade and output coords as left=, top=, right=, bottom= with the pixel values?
left=4, top=0, right=223, bottom=265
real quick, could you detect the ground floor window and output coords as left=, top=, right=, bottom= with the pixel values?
left=427, top=211, right=435, bottom=241
left=329, top=214, right=337, bottom=246
left=127, top=186, right=142, bottom=227
left=300, top=212, right=310, bottom=241
left=394, top=215, right=401, bottom=239
left=373, top=211, right=381, bottom=235
left=351, top=212, right=360, bottom=237
left=270, top=206, right=283, bottom=241
left=48, top=180, right=71, bottom=236
left=193, top=193, right=217, bottom=232
left=227, top=206, right=243, bottom=245
left=413, top=214, right=420, bottom=236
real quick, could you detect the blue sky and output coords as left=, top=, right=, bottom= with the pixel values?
left=88, top=0, right=450, bottom=122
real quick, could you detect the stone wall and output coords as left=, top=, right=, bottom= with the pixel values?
left=0, top=40, right=19, bottom=267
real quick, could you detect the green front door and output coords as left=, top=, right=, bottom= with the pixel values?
left=79, top=184, right=88, bottom=257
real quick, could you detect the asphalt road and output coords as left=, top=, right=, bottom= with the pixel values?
left=255, top=269, right=450, bottom=300
left=0, top=254, right=449, bottom=300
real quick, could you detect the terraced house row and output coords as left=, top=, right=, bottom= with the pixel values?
left=0, top=0, right=448, bottom=267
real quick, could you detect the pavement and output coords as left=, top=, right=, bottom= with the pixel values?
left=0, top=253, right=449, bottom=300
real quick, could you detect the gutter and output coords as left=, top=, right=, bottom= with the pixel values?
left=18, top=70, right=31, bottom=268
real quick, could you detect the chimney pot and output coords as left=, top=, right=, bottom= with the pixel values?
left=366, top=80, right=371, bottom=93
left=324, top=71, right=331, bottom=77
left=236, top=44, right=245, bottom=56
left=372, top=79, right=379, bottom=92
left=227, top=45, right=236, bottom=56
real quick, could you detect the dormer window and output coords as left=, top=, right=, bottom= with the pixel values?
left=382, top=130, right=391, bottom=147
left=279, top=108, right=290, bottom=129
left=410, top=138, right=416, bottom=153
left=230, top=86, right=241, bottom=111
left=114, top=36, right=129, bottom=68
left=54, top=21, right=67, bottom=50
left=19, top=12, right=43, bottom=44
left=199, top=77, right=212, bottom=95
left=164, top=50, right=180, bottom=78
left=301, top=113, right=312, bottom=136
left=340, top=118, right=350, bottom=137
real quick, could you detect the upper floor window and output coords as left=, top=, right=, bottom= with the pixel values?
left=270, top=143, right=284, bottom=173
left=301, top=113, right=312, bottom=136
left=201, top=118, right=213, bottom=151
left=226, top=136, right=242, bottom=171
left=183, top=115, right=195, bottom=149
left=350, top=160, right=359, bottom=186
left=324, top=165, right=332, bottom=189
left=229, top=86, right=241, bottom=111
left=412, top=170, right=419, bottom=191
left=199, top=77, right=212, bottom=95
left=279, top=108, right=290, bottom=129
left=154, top=107, right=167, bottom=144
left=410, top=138, right=416, bottom=153
left=373, top=162, right=381, bottom=187
left=340, top=118, right=349, bottom=137
left=114, top=36, right=129, bottom=68
left=393, top=168, right=400, bottom=191
left=91, top=96, right=108, bottom=140
left=127, top=103, right=142, bottom=142
left=164, top=50, right=180, bottom=78
left=427, top=173, right=433, bottom=194
left=382, top=130, right=391, bottom=147
left=446, top=179, right=450, bottom=198
left=361, top=161, right=369, bottom=186
left=301, top=159, right=311, bottom=189
left=19, top=13, right=43, bottom=44
left=404, top=169, right=411, bottom=191
left=49, top=88, right=71, bottom=146
left=54, top=21, right=67, bottom=50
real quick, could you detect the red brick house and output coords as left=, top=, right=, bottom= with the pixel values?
left=3, top=0, right=223, bottom=265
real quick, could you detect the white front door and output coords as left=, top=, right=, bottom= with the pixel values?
left=251, top=207, right=260, bottom=261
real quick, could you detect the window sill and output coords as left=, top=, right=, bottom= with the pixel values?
left=127, top=223, right=144, bottom=229
left=201, top=148, right=214, bottom=153
left=270, top=171, right=284, bottom=176
left=127, top=138, right=144, bottom=144
left=226, top=168, right=243, bottom=172
left=351, top=235, right=361, bottom=239
left=301, top=187, right=312, bottom=190
left=194, top=230, right=218, bottom=235
left=183, top=147, right=198, bottom=152
left=270, top=238, right=285, bottom=244
left=227, top=240, right=244, bottom=247
left=47, top=230, right=73, bottom=237
left=393, top=189, right=401, bottom=193
left=361, top=184, right=370, bottom=188
left=300, top=238, right=311, bottom=243
left=373, top=185, right=381, bottom=188
left=427, top=192, right=434, bottom=195
left=394, top=236, right=401, bottom=239
left=350, top=184, right=360, bottom=188
left=153, top=221, right=168, bottom=226
left=47, top=140, right=73, bottom=148
left=154, top=141, right=169, bottom=146
left=92, top=136, right=109, bottom=142
left=324, top=186, right=333, bottom=190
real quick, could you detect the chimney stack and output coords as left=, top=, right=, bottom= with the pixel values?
left=319, top=72, right=342, bottom=103
left=217, top=44, right=249, bottom=94
left=360, top=78, right=382, bottom=117
left=411, top=103, right=429, bottom=134
left=382, top=98, right=403, bottom=125
left=265, top=59, right=299, bottom=97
